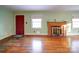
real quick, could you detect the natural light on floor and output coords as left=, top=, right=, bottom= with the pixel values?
left=32, top=39, right=42, bottom=53
left=71, top=40, right=79, bottom=52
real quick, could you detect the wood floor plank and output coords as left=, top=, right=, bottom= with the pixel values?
left=0, top=36, right=79, bottom=53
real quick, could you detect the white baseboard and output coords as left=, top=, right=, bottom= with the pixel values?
left=24, top=33, right=48, bottom=35
left=67, top=33, right=79, bottom=36
left=0, top=34, right=13, bottom=40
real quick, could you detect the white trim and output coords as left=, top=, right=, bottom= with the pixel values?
left=0, top=34, right=13, bottom=40
left=67, top=33, right=79, bottom=36
left=24, top=33, right=48, bottom=35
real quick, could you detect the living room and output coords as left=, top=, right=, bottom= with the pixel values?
left=0, top=5, right=79, bottom=53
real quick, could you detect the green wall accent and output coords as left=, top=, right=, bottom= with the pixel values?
left=0, top=7, right=14, bottom=40
left=0, top=7, right=79, bottom=39
left=14, top=11, right=79, bottom=35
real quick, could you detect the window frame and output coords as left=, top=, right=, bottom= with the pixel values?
left=31, top=18, right=42, bottom=29
left=72, top=18, right=79, bottom=28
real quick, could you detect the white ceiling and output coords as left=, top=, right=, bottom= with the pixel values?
left=2, top=5, right=79, bottom=11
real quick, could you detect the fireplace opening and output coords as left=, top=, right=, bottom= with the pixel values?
left=52, top=26, right=62, bottom=36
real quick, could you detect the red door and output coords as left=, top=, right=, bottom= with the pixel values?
left=16, top=15, right=24, bottom=35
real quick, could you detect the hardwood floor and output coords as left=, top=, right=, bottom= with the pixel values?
left=0, top=36, right=79, bottom=53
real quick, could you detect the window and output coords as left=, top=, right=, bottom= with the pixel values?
left=32, top=18, right=42, bottom=28
left=72, top=18, right=79, bottom=28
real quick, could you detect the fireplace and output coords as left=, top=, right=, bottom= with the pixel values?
left=48, top=22, right=66, bottom=36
